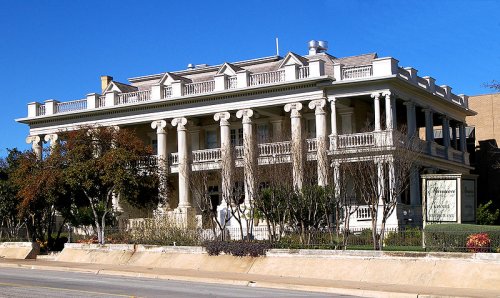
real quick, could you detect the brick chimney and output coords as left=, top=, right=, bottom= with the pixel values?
left=100, top=75, right=113, bottom=93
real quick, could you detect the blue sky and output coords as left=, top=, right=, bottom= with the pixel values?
left=0, top=0, right=498, bottom=157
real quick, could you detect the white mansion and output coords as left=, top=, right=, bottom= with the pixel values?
left=17, top=41, right=475, bottom=229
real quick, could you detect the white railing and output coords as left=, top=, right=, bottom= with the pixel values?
left=306, top=138, right=317, bottom=152
left=163, top=86, right=172, bottom=98
left=356, top=206, right=372, bottom=220
left=98, top=95, right=106, bottom=108
left=183, top=80, right=215, bottom=95
left=37, top=105, right=46, bottom=116
left=298, top=66, right=310, bottom=79
left=249, top=70, right=285, bottom=86
left=434, top=144, right=447, bottom=158
left=137, top=155, right=158, bottom=168
left=452, top=150, right=463, bottom=163
left=258, top=141, right=291, bottom=156
left=117, top=90, right=151, bottom=105
left=227, top=76, right=237, bottom=89
left=169, top=153, right=179, bottom=165
left=192, top=148, right=221, bottom=163
left=235, top=146, right=244, bottom=159
left=56, top=99, right=87, bottom=113
left=337, top=132, right=375, bottom=148
left=342, top=65, right=373, bottom=79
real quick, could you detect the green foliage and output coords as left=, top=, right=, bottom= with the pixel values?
left=384, top=228, right=422, bottom=246
left=477, top=200, right=500, bottom=225
left=202, top=240, right=272, bottom=257
left=130, top=217, right=202, bottom=246
left=424, top=224, right=500, bottom=252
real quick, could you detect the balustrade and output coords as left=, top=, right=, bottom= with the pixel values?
left=37, top=105, right=46, bottom=116
left=298, top=66, right=310, bottom=79
left=249, top=70, right=285, bottom=86
left=227, top=76, right=237, bottom=89
left=183, top=80, right=215, bottom=95
left=163, top=86, right=172, bottom=98
left=306, top=138, right=317, bottom=152
left=356, top=206, right=372, bottom=220
left=169, top=153, right=179, bottom=165
left=56, top=99, right=87, bottom=113
left=258, top=141, right=291, bottom=156
left=117, top=90, right=151, bottom=105
left=342, top=65, right=373, bottom=79
left=192, top=148, right=221, bottom=163
left=337, top=132, right=375, bottom=148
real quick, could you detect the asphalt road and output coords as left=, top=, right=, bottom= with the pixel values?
left=0, top=267, right=359, bottom=297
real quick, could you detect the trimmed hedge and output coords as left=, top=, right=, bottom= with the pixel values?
left=424, top=224, right=500, bottom=252
left=202, top=241, right=272, bottom=257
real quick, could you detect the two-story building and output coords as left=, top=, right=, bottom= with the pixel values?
left=17, top=40, right=475, bottom=230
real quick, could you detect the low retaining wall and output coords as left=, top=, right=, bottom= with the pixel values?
left=0, top=242, right=39, bottom=259
left=58, top=244, right=500, bottom=292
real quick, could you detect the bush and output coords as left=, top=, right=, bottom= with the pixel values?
left=466, top=233, right=491, bottom=252
left=424, top=224, right=500, bottom=252
left=130, top=217, right=202, bottom=246
left=384, top=228, right=422, bottom=247
left=202, top=241, right=272, bottom=257
left=477, top=200, right=500, bottom=225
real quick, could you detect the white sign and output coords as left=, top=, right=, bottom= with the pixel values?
left=426, top=179, right=457, bottom=222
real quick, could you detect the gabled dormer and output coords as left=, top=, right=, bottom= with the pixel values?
left=158, top=72, right=192, bottom=86
left=216, top=62, right=244, bottom=77
left=103, top=81, right=138, bottom=93
left=277, top=52, right=309, bottom=69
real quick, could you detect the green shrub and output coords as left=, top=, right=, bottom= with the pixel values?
left=424, top=224, right=500, bottom=252
left=384, top=228, right=422, bottom=247
left=203, top=241, right=272, bottom=257
left=477, top=200, right=500, bottom=225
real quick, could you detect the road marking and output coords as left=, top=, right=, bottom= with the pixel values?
left=0, top=281, right=138, bottom=297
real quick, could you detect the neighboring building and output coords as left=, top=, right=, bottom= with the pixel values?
left=467, top=92, right=500, bottom=215
left=16, top=40, right=475, bottom=230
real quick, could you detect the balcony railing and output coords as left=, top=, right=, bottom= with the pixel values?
left=306, top=138, right=317, bottom=152
left=249, top=70, right=285, bottom=86
left=227, top=76, right=237, bottom=89
left=258, top=141, right=291, bottom=156
left=342, top=65, right=373, bottom=79
left=37, top=105, right=46, bottom=116
left=298, top=66, right=310, bottom=79
left=56, top=99, right=87, bottom=113
left=337, top=132, right=375, bottom=148
left=169, top=153, right=179, bottom=165
left=192, top=148, right=221, bottom=163
left=98, top=95, right=106, bottom=108
left=163, top=86, right=172, bottom=98
left=183, top=80, right=215, bottom=95
left=117, top=90, right=151, bottom=105
left=356, top=206, right=372, bottom=220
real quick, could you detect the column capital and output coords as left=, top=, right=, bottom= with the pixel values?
left=422, top=107, right=433, bottom=114
left=44, top=133, right=58, bottom=143
left=403, top=99, right=415, bottom=106
left=151, top=120, right=168, bottom=133
left=214, top=111, right=231, bottom=126
left=382, top=90, right=394, bottom=98
left=284, top=102, right=303, bottom=117
left=327, top=96, right=337, bottom=103
left=236, top=109, right=255, bottom=124
left=26, top=135, right=41, bottom=145
left=308, top=99, right=327, bottom=115
left=371, top=92, right=381, bottom=99
left=171, top=117, right=188, bottom=130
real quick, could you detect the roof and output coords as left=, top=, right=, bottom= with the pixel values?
left=112, top=81, right=138, bottom=93
left=333, top=53, right=378, bottom=66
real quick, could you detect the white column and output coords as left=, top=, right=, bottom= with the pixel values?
left=332, top=161, right=340, bottom=199
left=459, top=123, right=467, bottom=152
left=409, top=166, right=420, bottom=205
left=236, top=109, right=256, bottom=205
left=44, top=133, right=59, bottom=153
left=309, top=99, right=328, bottom=186
left=214, top=112, right=233, bottom=205
left=404, top=100, right=416, bottom=139
left=329, top=97, right=338, bottom=150
left=284, top=102, right=304, bottom=190
left=424, top=108, right=434, bottom=153
left=26, top=135, right=42, bottom=160
left=171, top=117, right=191, bottom=208
left=151, top=120, right=170, bottom=210
left=451, top=122, right=458, bottom=150
left=371, top=93, right=381, bottom=131
left=383, top=91, right=396, bottom=131
left=441, top=116, right=450, bottom=159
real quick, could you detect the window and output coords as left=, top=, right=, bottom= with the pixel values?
left=230, top=128, right=243, bottom=146
left=206, top=130, right=217, bottom=149
left=257, top=124, right=269, bottom=142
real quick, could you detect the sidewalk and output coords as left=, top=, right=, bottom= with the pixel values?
left=0, top=258, right=497, bottom=298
